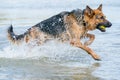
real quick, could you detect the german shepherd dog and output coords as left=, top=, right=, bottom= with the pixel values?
left=7, top=4, right=112, bottom=60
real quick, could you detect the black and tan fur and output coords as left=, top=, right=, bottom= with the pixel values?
left=7, top=4, right=112, bottom=60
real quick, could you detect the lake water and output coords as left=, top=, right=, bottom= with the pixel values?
left=0, top=0, right=120, bottom=80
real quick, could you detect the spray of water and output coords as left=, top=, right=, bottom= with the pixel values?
left=0, top=40, right=93, bottom=67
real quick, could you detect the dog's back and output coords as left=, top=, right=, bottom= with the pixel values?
left=34, top=11, right=70, bottom=36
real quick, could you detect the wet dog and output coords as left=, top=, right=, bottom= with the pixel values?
left=7, top=4, right=112, bottom=60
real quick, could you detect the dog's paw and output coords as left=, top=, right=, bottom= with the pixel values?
left=92, top=53, right=101, bottom=61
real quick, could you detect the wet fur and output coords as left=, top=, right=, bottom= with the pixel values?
left=7, top=4, right=112, bottom=60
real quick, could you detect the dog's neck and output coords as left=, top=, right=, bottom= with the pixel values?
left=72, top=9, right=88, bottom=28
left=81, top=9, right=97, bottom=31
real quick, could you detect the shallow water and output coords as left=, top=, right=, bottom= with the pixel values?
left=0, top=0, right=120, bottom=80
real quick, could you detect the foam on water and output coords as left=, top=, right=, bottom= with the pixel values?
left=0, top=39, right=93, bottom=68
left=0, top=40, right=88, bottom=61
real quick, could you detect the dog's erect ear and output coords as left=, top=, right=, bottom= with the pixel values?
left=85, top=5, right=94, bottom=17
left=97, top=4, right=102, bottom=11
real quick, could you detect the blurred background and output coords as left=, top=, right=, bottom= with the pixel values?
left=0, top=0, right=119, bottom=27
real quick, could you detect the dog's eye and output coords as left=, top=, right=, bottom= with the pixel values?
left=96, top=15, right=105, bottom=20
left=100, top=16, right=104, bottom=19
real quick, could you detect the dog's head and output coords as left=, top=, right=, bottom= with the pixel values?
left=84, top=4, right=112, bottom=32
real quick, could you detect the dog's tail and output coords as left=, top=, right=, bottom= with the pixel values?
left=7, top=25, right=28, bottom=44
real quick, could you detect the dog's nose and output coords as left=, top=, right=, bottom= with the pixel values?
left=108, top=22, right=112, bottom=27
left=105, top=21, right=112, bottom=28
left=107, top=22, right=112, bottom=27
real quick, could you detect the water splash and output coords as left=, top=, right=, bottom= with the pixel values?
left=0, top=40, right=92, bottom=63
left=0, top=41, right=76, bottom=57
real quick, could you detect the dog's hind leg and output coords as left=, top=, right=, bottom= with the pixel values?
left=84, top=33, right=95, bottom=46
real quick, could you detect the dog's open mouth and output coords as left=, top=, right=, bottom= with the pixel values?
left=96, top=22, right=112, bottom=32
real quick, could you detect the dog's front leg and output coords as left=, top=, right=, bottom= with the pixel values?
left=71, top=41, right=100, bottom=60
left=84, top=33, right=95, bottom=46
left=78, top=44, right=100, bottom=60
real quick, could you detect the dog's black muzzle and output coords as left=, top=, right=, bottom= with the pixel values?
left=96, top=21, right=112, bottom=32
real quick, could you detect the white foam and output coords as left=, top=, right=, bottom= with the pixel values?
left=0, top=40, right=83, bottom=59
